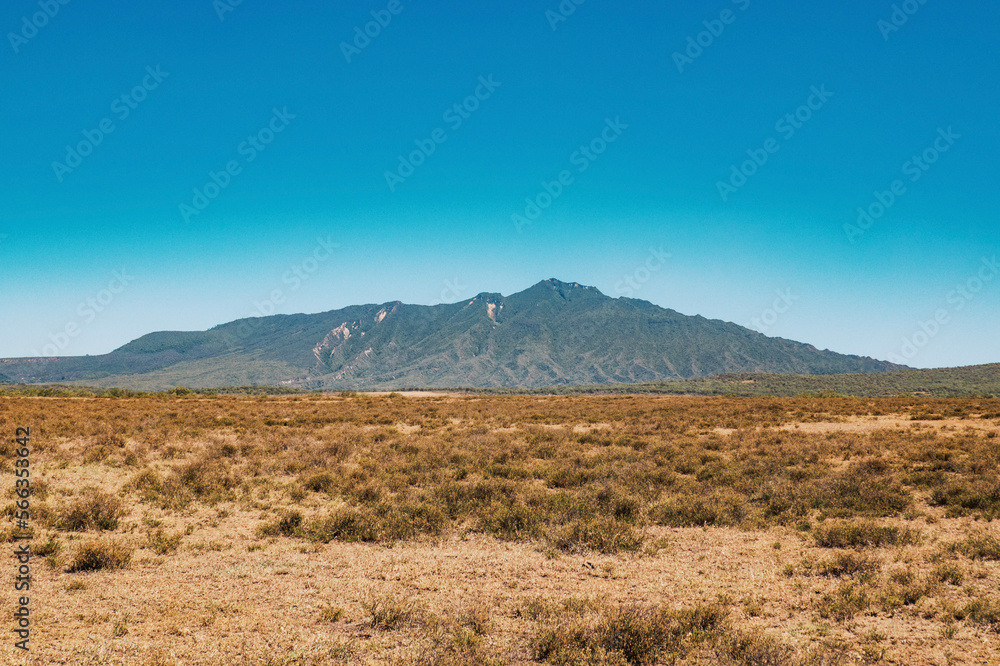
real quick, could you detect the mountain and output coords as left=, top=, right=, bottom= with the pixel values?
left=0, top=279, right=903, bottom=390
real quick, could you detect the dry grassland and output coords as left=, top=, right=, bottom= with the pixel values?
left=2, top=394, right=1000, bottom=665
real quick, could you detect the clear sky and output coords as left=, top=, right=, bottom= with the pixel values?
left=2, top=0, right=997, bottom=369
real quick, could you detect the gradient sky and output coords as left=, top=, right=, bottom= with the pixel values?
left=2, top=0, right=997, bottom=369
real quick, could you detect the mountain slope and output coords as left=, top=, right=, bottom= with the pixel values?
left=0, top=279, right=903, bottom=390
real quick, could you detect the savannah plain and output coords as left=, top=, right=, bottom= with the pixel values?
left=2, top=393, right=999, bottom=665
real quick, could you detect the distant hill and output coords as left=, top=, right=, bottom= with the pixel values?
left=0, top=279, right=904, bottom=391
left=491, top=363, right=1000, bottom=398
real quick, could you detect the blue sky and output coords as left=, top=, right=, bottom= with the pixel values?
left=2, top=0, right=997, bottom=369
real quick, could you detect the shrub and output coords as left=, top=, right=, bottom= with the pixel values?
left=67, top=539, right=133, bottom=572
left=257, top=511, right=306, bottom=538
left=815, top=582, right=872, bottom=621
left=932, top=563, right=964, bottom=585
left=813, top=521, right=920, bottom=549
left=650, top=491, right=746, bottom=528
left=306, top=506, right=380, bottom=543
left=719, top=629, right=794, bottom=665
left=479, top=501, right=541, bottom=540
left=173, top=458, right=237, bottom=503
left=814, top=551, right=881, bottom=578
left=601, top=605, right=679, bottom=665
left=553, top=518, right=644, bottom=555
left=930, top=480, right=1000, bottom=518
left=362, top=593, right=417, bottom=631
left=950, top=533, right=1000, bottom=561
left=532, top=603, right=728, bottom=666
left=59, top=491, right=124, bottom=532
left=147, top=529, right=183, bottom=555
left=302, top=472, right=337, bottom=493
left=818, top=462, right=913, bottom=517
left=34, top=535, right=63, bottom=557
left=963, top=597, right=1000, bottom=630
left=124, top=468, right=163, bottom=502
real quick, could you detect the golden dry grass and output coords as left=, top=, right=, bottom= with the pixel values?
left=1, top=394, right=999, bottom=664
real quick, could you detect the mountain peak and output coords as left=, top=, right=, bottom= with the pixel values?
left=539, top=278, right=591, bottom=290
left=524, top=279, right=604, bottom=300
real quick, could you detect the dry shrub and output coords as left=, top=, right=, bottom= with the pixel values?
left=817, top=459, right=913, bottom=517
left=931, top=479, right=1000, bottom=519
left=718, top=629, right=795, bottom=665
left=962, top=597, right=1000, bottom=631
left=67, top=538, right=133, bottom=572
left=553, top=517, right=643, bottom=555
left=125, top=467, right=162, bottom=499
left=815, top=551, right=881, bottom=578
left=815, top=581, right=873, bottom=621
left=479, top=501, right=541, bottom=540
left=362, top=593, right=418, bottom=631
left=651, top=490, right=746, bottom=528
left=932, top=563, right=964, bottom=585
left=147, top=528, right=183, bottom=555
left=173, top=458, right=237, bottom=502
left=34, top=535, right=63, bottom=557
left=950, top=532, right=1000, bottom=560
left=257, top=510, right=303, bottom=538
left=59, top=490, right=124, bottom=532
left=302, top=472, right=337, bottom=493
left=878, top=573, right=936, bottom=612
left=300, top=501, right=445, bottom=544
left=533, top=602, right=730, bottom=666
left=813, top=520, right=920, bottom=549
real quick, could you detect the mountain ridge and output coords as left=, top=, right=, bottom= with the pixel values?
left=0, top=278, right=904, bottom=390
